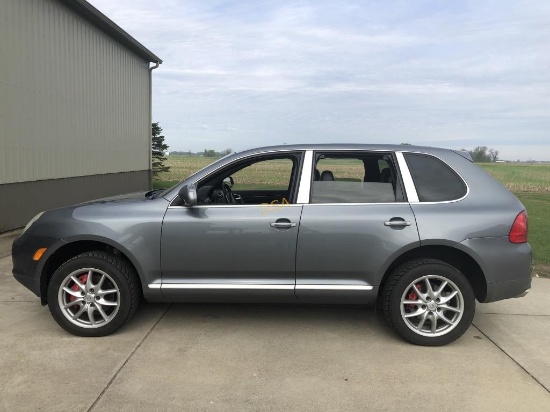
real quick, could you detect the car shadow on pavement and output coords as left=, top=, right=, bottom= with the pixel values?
left=131, top=301, right=397, bottom=341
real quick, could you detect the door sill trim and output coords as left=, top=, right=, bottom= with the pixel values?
left=148, top=283, right=373, bottom=291
left=156, top=283, right=294, bottom=290
left=296, top=284, right=373, bottom=291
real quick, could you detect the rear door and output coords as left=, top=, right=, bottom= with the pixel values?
left=295, top=151, right=420, bottom=302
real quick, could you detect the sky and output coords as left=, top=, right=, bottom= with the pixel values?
left=88, top=0, right=550, bottom=161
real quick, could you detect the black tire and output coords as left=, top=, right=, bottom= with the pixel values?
left=382, top=258, right=475, bottom=346
left=47, top=251, right=141, bottom=337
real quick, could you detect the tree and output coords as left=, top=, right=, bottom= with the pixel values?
left=468, top=146, right=500, bottom=163
left=219, top=148, right=233, bottom=156
left=469, top=146, right=490, bottom=163
left=152, top=122, right=170, bottom=178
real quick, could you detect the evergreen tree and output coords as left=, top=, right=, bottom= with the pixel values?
left=152, top=122, right=170, bottom=178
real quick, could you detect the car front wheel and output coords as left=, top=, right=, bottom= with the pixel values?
left=47, top=251, right=140, bottom=337
left=382, top=258, right=475, bottom=346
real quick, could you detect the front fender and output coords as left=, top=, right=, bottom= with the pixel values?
left=53, top=235, right=148, bottom=281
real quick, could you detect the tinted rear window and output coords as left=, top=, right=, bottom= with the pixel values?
left=404, top=153, right=467, bottom=202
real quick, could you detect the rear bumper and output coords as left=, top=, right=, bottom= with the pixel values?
left=457, top=237, right=532, bottom=303
left=484, top=276, right=532, bottom=303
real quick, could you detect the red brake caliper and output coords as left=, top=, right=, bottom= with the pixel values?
left=406, top=283, right=423, bottom=311
left=69, top=274, right=88, bottom=309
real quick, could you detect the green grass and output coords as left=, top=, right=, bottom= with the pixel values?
left=479, top=163, right=550, bottom=192
left=516, top=193, right=550, bottom=277
left=152, top=180, right=179, bottom=190
left=155, top=156, right=215, bottom=183
left=152, top=156, right=213, bottom=189
left=156, top=156, right=550, bottom=276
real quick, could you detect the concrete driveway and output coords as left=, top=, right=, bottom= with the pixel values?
left=1, top=242, right=549, bottom=411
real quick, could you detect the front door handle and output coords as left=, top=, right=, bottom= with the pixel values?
left=270, top=218, right=296, bottom=229
left=384, top=218, right=412, bottom=227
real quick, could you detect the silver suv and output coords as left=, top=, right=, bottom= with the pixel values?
left=12, top=144, right=532, bottom=345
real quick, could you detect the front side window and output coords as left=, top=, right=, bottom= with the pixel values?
left=404, top=153, right=467, bottom=202
left=311, top=152, right=398, bottom=204
left=231, top=158, right=293, bottom=192
left=196, top=154, right=299, bottom=205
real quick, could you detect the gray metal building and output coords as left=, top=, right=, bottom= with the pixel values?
left=0, top=0, right=162, bottom=232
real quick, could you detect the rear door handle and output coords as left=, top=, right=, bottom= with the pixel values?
left=270, top=219, right=296, bottom=229
left=384, top=219, right=411, bottom=227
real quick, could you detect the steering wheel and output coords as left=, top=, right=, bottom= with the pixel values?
left=221, top=181, right=236, bottom=204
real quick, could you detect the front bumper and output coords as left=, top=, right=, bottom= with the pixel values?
left=12, top=233, right=62, bottom=297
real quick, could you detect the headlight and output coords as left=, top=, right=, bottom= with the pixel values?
left=22, top=212, right=44, bottom=234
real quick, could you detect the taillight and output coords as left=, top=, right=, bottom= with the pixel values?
left=509, top=210, right=528, bottom=243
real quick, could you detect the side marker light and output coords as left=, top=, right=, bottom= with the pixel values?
left=33, top=248, right=47, bottom=261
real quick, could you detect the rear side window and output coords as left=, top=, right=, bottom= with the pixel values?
left=404, top=153, right=467, bottom=202
left=311, top=153, right=397, bottom=204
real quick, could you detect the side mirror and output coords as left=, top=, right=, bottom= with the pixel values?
left=178, top=184, right=197, bottom=206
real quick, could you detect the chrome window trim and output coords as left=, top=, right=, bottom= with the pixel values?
left=395, top=151, right=419, bottom=203
left=167, top=204, right=304, bottom=210
left=303, top=202, right=408, bottom=206
left=167, top=148, right=470, bottom=207
left=168, top=149, right=305, bottom=205
left=398, top=150, right=470, bottom=204
left=311, top=149, right=399, bottom=153
left=296, top=150, right=314, bottom=204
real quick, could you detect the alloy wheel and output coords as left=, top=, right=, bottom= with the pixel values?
left=400, top=275, right=464, bottom=337
left=57, top=268, right=120, bottom=328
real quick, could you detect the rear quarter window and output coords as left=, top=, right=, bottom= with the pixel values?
left=404, top=153, right=467, bottom=202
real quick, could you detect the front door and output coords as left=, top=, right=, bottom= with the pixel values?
left=160, top=153, right=303, bottom=300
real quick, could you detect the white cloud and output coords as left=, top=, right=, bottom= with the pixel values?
left=88, top=0, right=550, bottom=160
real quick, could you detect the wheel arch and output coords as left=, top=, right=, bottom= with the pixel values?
left=378, top=245, right=487, bottom=302
left=38, top=236, right=144, bottom=305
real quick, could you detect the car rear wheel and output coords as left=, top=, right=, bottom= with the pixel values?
left=382, top=258, right=475, bottom=346
left=47, top=251, right=140, bottom=337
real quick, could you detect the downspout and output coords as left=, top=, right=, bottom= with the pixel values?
left=148, top=61, right=160, bottom=189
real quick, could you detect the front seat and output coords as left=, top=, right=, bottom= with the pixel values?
left=320, top=170, right=334, bottom=181
left=314, top=168, right=321, bottom=181
left=380, top=168, right=392, bottom=183
left=380, top=167, right=396, bottom=191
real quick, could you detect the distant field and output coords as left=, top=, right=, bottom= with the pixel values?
left=479, top=163, right=550, bottom=192
left=156, top=156, right=213, bottom=183
left=156, top=156, right=550, bottom=276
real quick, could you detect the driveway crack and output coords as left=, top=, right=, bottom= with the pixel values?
left=86, top=304, right=172, bottom=412
left=472, top=323, right=550, bottom=394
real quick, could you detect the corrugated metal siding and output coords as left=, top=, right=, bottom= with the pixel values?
left=0, top=0, right=151, bottom=185
left=0, top=170, right=150, bottom=233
